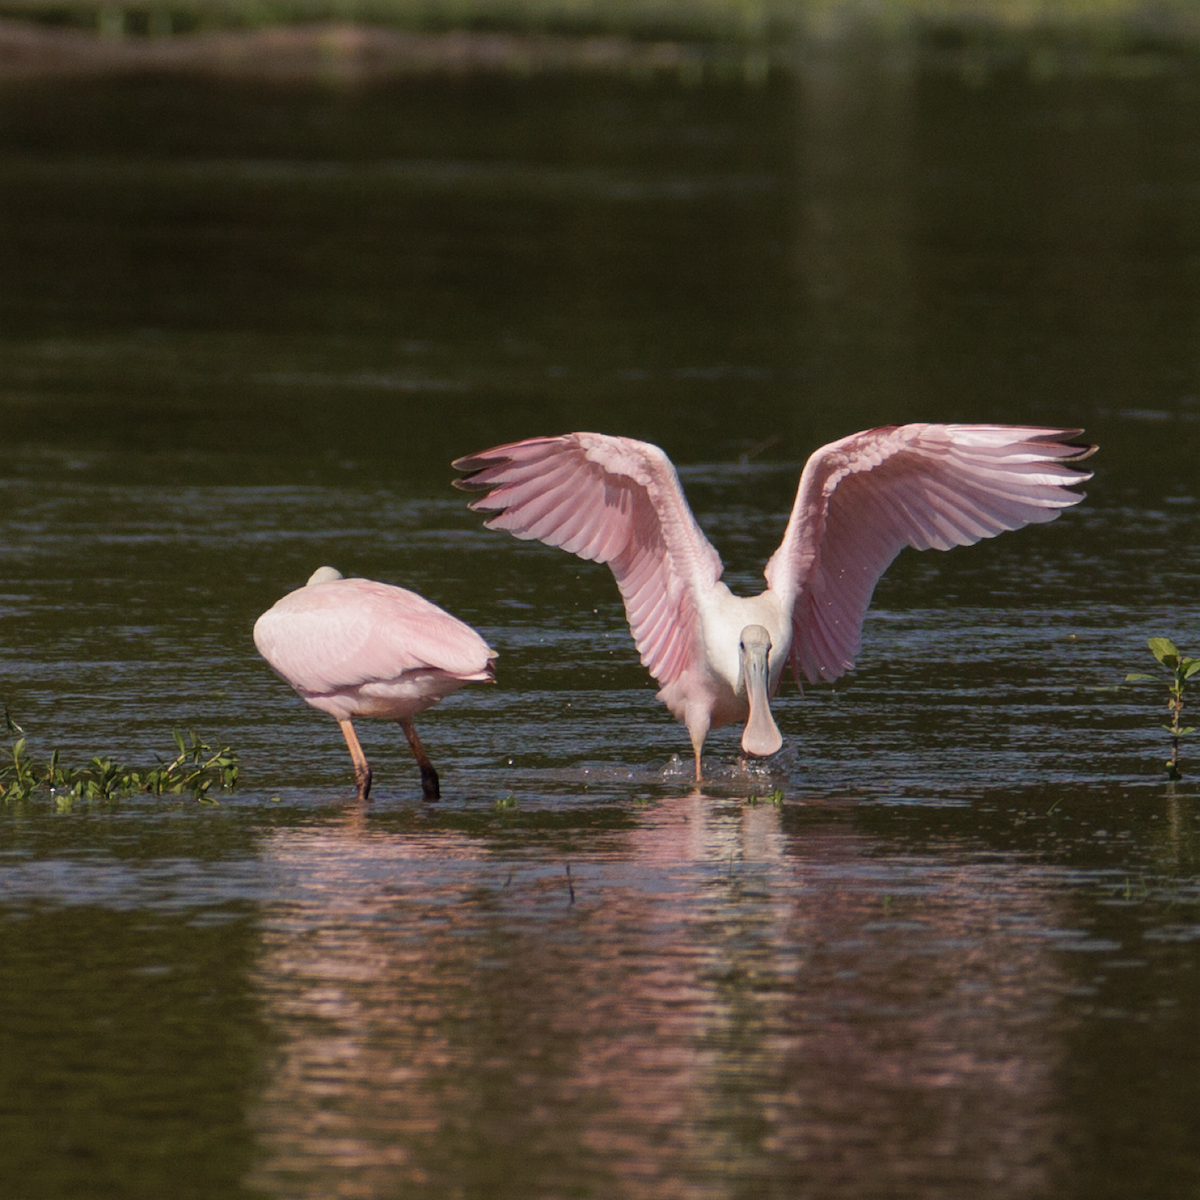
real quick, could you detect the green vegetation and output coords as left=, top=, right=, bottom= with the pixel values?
left=745, top=787, right=783, bottom=807
left=1127, top=638, right=1199, bottom=781
left=0, top=0, right=1194, bottom=90
left=0, top=710, right=239, bottom=805
left=0, top=0, right=1197, bottom=44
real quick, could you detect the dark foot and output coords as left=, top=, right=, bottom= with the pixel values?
left=400, top=718, right=442, bottom=801
left=354, top=766, right=372, bottom=802
left=419, top=763, right=441, bottom=802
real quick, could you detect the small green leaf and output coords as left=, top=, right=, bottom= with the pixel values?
left=1126, top=673, right=1154, bottom=682
left=1149, top=637, right=1180, bottom=666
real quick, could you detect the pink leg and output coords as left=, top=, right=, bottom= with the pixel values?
left=690, top=731, right=705, bottom=783
left=337, top=719, right=372, bottom=801
left=400, top=718, right=441, bottom=801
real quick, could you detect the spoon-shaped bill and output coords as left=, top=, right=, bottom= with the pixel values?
left=739, top=625, right=783, bottom=758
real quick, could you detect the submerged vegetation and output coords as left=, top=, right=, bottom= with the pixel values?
left=1127, top=638, right=1199, bottom=781
left=0, top=710, right=239, bottom=804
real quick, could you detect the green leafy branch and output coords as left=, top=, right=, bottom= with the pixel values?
left=1127, top=637, right=1200, bottom=780
left=1, top=710, right=239, bottom=804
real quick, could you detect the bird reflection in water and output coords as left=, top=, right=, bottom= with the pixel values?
left=245, top=795, right=1072, bottom=1198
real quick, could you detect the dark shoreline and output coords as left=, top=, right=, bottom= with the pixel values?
left=0, top=18, right=753, bottom=81
left=1, top=11, right=1198, bottom=84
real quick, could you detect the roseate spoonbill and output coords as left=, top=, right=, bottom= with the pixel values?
left=453, top=425, right=1094, bottom=780
left=254, top=566, right=496, bottom=801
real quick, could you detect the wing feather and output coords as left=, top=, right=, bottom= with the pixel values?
left=764, top=423, right=1094, bottom=683
left=454, top=433, right=723, bottom=689
left=255, top=578, right=495, bottom=696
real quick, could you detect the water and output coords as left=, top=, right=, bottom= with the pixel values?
left=2, top=29, right=1200, bottom=1200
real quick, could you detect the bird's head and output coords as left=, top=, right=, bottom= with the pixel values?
left=307, top=566, right=344, bottom=586
left=738, top=625, right=783, bottom=757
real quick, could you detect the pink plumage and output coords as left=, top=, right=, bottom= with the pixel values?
left=454, top=425, right=1094, bottom=781
left=255, top=567, right=496, bottom=800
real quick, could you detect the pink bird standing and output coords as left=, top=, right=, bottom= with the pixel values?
left=254, top=567, right=496, bottom=800
left=454, top=425, right=1095, bottom=781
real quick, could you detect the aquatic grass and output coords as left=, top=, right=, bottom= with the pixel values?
left=0, top=710, right=239, bottom=804
left=1127, top=638, right=1200, bottom=780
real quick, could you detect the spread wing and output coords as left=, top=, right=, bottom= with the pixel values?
left=763, top=423, right=1095, bottom=684
left=255, top=578, right=495, bottom=695
left=453, top=433, right=723, bottom=690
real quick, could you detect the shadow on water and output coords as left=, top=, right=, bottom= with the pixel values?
left=1, top=17, right=1200, bottom=1200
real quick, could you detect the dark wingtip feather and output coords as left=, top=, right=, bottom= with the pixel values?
left=1028, top=428, right=1097, bottom=463
left=450, top=450, right=513, bottom=490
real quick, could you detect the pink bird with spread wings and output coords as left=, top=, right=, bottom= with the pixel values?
left=254, top=567, right=496, bottom=801
left=453, top=425, right=1095, bottom=781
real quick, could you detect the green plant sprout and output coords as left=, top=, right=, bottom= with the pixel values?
left=1126, top=638, right=1200, bottom=780
left=745, top=788, right=784, bottom=808
left=0, top=710, right=239, bottom=803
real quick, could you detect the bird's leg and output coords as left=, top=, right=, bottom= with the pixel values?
left=686, top=711, right=710, bottom=784
left=691, top=735, right=705, bottom=784
left=399, top=717, right=441, bottom=801
left=337, top=719, right=372, bottom=801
